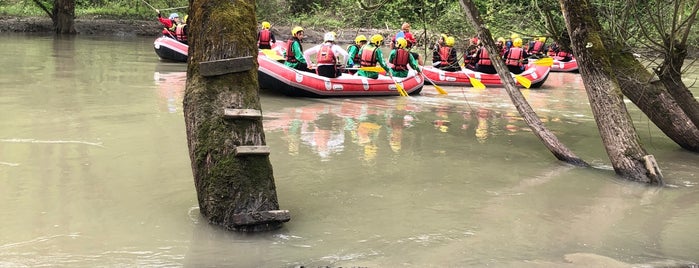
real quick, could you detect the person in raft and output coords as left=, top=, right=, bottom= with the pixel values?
left=356, top=34, right=391, bottom=79
left=388, top=37, right=421, bottom=78
left=257, top=21, right=276, bottom=49
left=284, top=26, right=310, bottom=72
left=303, top=32, right=350, bottom=78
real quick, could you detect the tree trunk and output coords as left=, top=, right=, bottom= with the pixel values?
left=559, top=0, right=663, bottom=185
left=657, top=42, right=699, bottom=129
left=53, top=0, right=76, bottom=34
left=609, top=50, right=699, bottom=152
left=184, top=0, right=289, bottom=232
left=458, top=0, right=588, bottom=167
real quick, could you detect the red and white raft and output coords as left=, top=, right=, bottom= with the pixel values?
left=422, top=62, right=550, bottom=88
left=257, top=50, right=423, bottom=97
left=154, top=36, right=188, bottom=62
left=550, top=57, right=579, bottom=72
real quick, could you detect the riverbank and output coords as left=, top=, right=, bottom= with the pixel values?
left=0, top=16, right=387, bottom=44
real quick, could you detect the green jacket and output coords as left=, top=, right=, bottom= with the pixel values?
left=388, top=48, right=420, bottom=78
left=284, top=38, right=306, bottom=69
left=356, top=44, right=390, bottom=79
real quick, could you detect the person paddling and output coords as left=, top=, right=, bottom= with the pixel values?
left=155, top=10, right=180, bottom=38
left=357, top=34, right=390, bottom=79
left=388, top=38, right=421, bottom=78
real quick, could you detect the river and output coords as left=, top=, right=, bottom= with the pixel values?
left=0, top=34, right=698, bottom=267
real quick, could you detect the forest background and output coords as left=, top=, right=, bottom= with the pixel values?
left=2, top=0, right=697, bottom=58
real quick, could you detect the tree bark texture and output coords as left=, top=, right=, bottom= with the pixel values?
left=657, top=43, right=699, bottom=129
left=559, top=0, right=662, bottom=184
left=609, top=50, right=699, bottom=151
left=459, top=0, right=588, bottom=167
left=53, top=0, right=76, bottom=34
left=183, top=0, right=288, bottom=232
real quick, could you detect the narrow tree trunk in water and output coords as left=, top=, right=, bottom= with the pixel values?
left=657, top=43, right=699, bottom=129
left=184, top=0, right=289, bottom=232
left=458, top=0, right=588, bottom=167
left=609, top=50, right=699, bottom=152
left=53, top=0, right=76, bottom=34
left=559, top=0, right=663, bottom=185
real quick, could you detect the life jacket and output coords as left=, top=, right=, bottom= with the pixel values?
left=348, top=44, right=362, bottom=64
left=360, top=45, right=378, bottom=67
left=439, top=46, right=452, bottom=66
left=390, top=49, right=410, bottom=71
left=477, top=47, right=491, bottom=66
left=505, top=47, right=524, bottom=66
left=175, top=24, right=187, bottom=42
left=556, top=50, right=572, bottom=58
left=530, top=41, right=544, bottom=54
left=316, top=44, right=336, bottom=65
left=259, top=29, right=271, bottom=46
left=285, top=38, right=303, bottom=63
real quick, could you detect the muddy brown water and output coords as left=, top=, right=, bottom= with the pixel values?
left=0, top=34, right=698, bottom=267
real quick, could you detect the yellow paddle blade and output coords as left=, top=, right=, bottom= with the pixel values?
left=534, top=57, right=553, bottom=67
left=468, top=76, right=486, bottom=89
left=420, top=73, right=448, bottom=95
left=260, top=49, right=283, bottom=61
left=434, top=84, right=448, bottom=95
left=515, top=75, right=532, bottom=89
left=395, top=82, right=408, bottom=96
left=359, top=66, right=385, bottom=72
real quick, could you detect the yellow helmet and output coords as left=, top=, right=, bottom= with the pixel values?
left=291, top=26, right=304, bottom=36
left=183, top=15, right=188, bottom=24
left=538, top=37, right=546, bottom=42
left=513, top=38, right=523, bottom=47
left=396, top=37, right=408, bottom=49
left=511, top=33, right=520, bottom=39
left=370, top=34, right=384, bottom=46
left=440, top=34, right=448, bottom=41
left=445, top=36, right=455, bottom=47
left=355, top=35, right=367, bottom=45
left=497, top=37, right=506, bottom=43
left=261, top=21, right=271, bottom=29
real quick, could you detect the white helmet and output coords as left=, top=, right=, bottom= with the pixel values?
left=323, top=32, right=335, bottom=42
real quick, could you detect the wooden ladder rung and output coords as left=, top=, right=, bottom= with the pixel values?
left=223, top=108, right=262, bottom=119
left=235, top=146, right=270, bottom=156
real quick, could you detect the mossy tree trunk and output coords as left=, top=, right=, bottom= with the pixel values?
left=183, top=0, right=289, bottom=232
left=609, top=49, right=699, bottom=152
left=559, top=0, right=663, bottom=185
left=53, top=0, right=75, bottom=34
left=458, top=0, right=588, bottom=167
left=31, top=0, right=76, bottom=34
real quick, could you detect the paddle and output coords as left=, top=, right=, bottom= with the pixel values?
left=461, top=68, right=486, bottom=89
left=533, top=57, right=553, bottom=67
left=359, top=66, right=408, bottom=96
left=420, top=72, right=448, bottom=95
left=514, top=74, right=532, bottom=89
left=260, top=49, right=284, bottom=61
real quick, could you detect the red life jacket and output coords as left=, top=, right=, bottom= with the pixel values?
left=390, top=49, right=410, bottom=71
left=556, top=51, right=572, bottom=58
left=439, top=46, right=452, bottom=66
left=477, top=47, right=491, bottom=66
left=259, top=29, right=271, bottom=46
left=317, top=44, right=336, bottom=64
left=360, top=46, right=378, bottom=67
left=175, top=24, right=187, bottom=42
left=286, top=39, right=303, bottom=63
left=505, top=47, right=524, bottom=66
left=530, top=41, right=544, bottom=54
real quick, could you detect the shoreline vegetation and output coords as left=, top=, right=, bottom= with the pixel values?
left=0, top=16, right=401, bottom=46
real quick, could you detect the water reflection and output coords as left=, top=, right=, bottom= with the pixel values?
left=153, top=71, right=186, bottom=113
